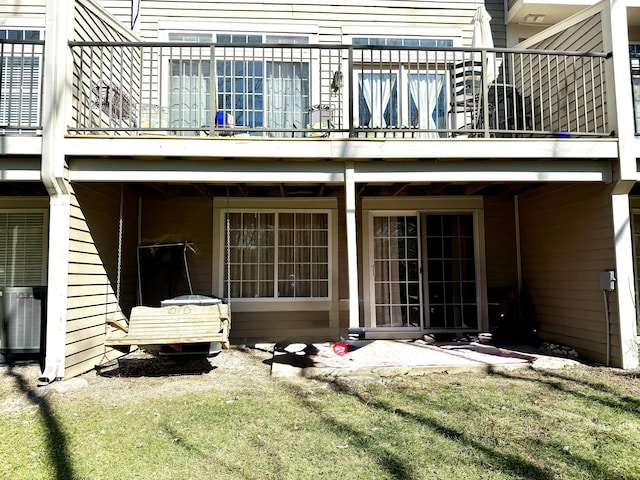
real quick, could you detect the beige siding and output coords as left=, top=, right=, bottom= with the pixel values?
left=140, top=196, right=214, bottom=301
left=136, top=0, right=483, bottom=45
left=96, top=0, right=134, bottom=29
left=64, top=183, right=137, bottom=378
left=230, top=311, right=332, bottom=341
left=484, top=196, right=518, bottom=292
left=484, top=0, right=505, bottom=48
left=519, top=183, right=618, bottom=366
left=0, top=1, right=45, bottom=20
left=72, top=0, right=141, bottom=134
left=515, top=11, right=608, bottom=135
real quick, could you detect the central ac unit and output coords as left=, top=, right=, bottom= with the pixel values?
left=0, top=287, right=42, bottom=353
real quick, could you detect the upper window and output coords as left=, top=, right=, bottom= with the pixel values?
left=216, top=34, right=308, bottom=45
left=168, top=31, right=310, bottom=136
left=168, top=32, right=212, bottom=43
left=0, top=29, right=43, bottom=133
left=0, top=30, right=40, bottom=41
left=353, top=37, right=453, bottom=47
left=355, top=69, right=447, bottom=136
left=225, top=211, right=329, bottom=299
left=351, top=35, right=452, bottom=137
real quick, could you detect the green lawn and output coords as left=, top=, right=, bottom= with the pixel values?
left=1, top=363, right=639, bottom=480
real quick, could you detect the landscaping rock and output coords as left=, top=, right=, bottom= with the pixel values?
left=48, top=377, right=89, bottom=395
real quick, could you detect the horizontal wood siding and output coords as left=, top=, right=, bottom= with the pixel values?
left=518, top=183, right=618, bottom=365
left=137, top=0, right=483, bottom=44
left=95, top=0, right=134, bottom=29
left=484, top=0, right=505, bottom=48
left=230, top=311, right=332, bottom=341
left=515, top=12, right=607, bottom=135
left=64, top=183, right=138, bottom=378
left=0, top=1, right=45, bottom=20
left=73, top=0, right=141, bottom=134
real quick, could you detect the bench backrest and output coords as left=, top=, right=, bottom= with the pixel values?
left=128, top=304, right=229, bottom=338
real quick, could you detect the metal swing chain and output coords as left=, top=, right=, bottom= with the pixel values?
left=116, top=184, right=124, bottom=303
left=226, top=188, right=231, bottom=303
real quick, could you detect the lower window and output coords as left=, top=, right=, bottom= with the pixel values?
left=225, top=211, right=329, bottom=299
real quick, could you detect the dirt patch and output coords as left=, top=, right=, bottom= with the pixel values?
left=0, top=346, right=276, bottom=414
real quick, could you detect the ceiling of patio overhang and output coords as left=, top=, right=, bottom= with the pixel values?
left=0, top=180, right=547, bottom=198
left=0, top=182, right=48, bottom=196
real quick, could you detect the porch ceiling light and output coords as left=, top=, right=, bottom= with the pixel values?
left=523, top=14, right=545, bottom=24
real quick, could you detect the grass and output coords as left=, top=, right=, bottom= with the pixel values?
left=1, top=362, right=639, bottom=480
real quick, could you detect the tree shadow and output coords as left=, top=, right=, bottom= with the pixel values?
left=286, top=380, right=419, bottom=479
left=6, top=365, right=75, bottom=480
left=492, top=368, right=640, bottom=416
left=326, top=379, right=553, bottom=480
left=283, top=370, right=635, bottom=480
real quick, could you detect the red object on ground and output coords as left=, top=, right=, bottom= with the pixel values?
left=332, top=342, right=348, bottom=356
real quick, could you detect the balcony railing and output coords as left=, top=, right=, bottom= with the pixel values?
left=0, top=40, right=608, bottom=139
left=0, top=39, right=44, bottom=134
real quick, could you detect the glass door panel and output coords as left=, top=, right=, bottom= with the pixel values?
left=422, top=213, right=478, bottom=329
left=372, top=215, right=421, bottom=327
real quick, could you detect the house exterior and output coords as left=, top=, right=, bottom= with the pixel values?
left=0, top=0, right=638, bottom=380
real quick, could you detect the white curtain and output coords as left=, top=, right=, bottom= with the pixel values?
left=266, top=62, right=308, bottom=137
left=360, top=73, right=395, bottom=127
left=170, top=62, right=210, bottom=133
left=409, top=73, right=444, bottom=138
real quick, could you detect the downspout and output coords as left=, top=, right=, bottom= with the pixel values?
left=39, top=0, right=74, bottom=383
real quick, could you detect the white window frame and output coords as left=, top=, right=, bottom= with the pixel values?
left=220, top=208, right=333, bottom=303
left=160, top=24, right=319, bottom=133
left=353, top=66, right=449, bottom=132
left=342, top=27, right=460, bottom=136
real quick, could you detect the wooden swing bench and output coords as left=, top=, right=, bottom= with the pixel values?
left=105, top=303, right=230, bottom=353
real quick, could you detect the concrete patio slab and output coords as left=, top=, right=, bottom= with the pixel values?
left=270, top=339, right=580, bottom=378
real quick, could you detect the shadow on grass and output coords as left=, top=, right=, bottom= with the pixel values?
left=284, top=367, right=638, bottom=480
left=492, top=368, right=640, bottom=417
left=6, top=365, right=75, bottom=480
left=281, top=378, right=552, bottom=480
left=292, top=384, right=418, bottom=479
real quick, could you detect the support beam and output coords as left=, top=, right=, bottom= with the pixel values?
left=603, top=1, right=637, bottom=189
left=345, top=162, right=360, bottom=330
left=611, top=193, right=639, bottom=369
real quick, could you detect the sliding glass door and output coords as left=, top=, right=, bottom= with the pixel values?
left=370, top=212, right=480, bottom=330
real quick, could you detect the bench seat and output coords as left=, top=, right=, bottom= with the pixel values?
left=105, top=303, right=230, bottom=350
